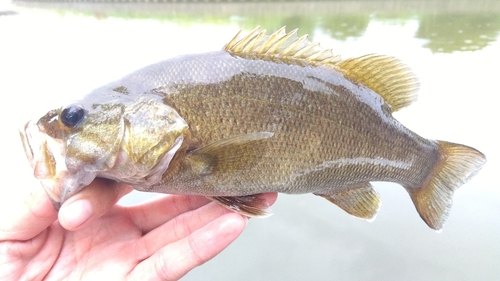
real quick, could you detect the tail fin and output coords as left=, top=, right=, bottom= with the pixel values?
left=407, top=141, right=486, bottom=231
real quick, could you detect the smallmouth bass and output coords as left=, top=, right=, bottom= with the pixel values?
left=20, top=27, right=486, bottom=230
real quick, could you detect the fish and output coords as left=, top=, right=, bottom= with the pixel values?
left=19, top=26, right=486, bottom=230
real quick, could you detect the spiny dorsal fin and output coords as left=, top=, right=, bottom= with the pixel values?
left=224, top=26, right=341, bottom=65
left=334, top=54, right=420, bottom=112
left=225, top=27, right=418, bottom=111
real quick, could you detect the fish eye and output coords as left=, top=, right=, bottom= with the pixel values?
left=60, top=106, right=85, bottom=128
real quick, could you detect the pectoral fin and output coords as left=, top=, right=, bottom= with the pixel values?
left=208, top=195, right=272, bottom=218
left=315, top=182, right=381, bottom=221
left=187, top=132, right=274, bottom=175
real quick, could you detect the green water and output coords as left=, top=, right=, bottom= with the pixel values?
left=11, top=0, right=500, bottom=53
left=1, top=1, right=499, bottom=280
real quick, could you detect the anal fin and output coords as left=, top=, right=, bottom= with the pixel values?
left=208, top=195, right=272, bottom=218
left=315, top=182, right=381, bottom=221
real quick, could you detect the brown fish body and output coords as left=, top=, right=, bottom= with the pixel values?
left=109, top=51, right=436, bottom=197
left=20, top=27, right=486, bottom=230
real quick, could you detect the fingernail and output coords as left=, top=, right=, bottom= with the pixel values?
left=60, top=200, right=93, bottom=229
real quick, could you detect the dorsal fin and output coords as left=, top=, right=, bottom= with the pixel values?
left=225, top=27, right=419, bottom=112
left=224, top=26, right=341, bottom=65
left=333, top=54, right=420, bottom=111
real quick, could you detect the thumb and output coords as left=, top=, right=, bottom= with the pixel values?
left=58, top=178, right=133, bottom=231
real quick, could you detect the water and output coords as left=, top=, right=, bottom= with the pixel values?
left=1, top=1, right=499, bottom=280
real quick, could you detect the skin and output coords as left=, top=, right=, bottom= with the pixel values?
left=0, top=179, right=277, bottom=280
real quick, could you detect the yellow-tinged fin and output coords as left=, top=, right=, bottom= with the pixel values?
left=224, top=26, right=341, bottom=65
left=187, top=132, right=274, bottom=175
left=334, top=54, right=419, bottom=111
left=407, top=141, right=486, bottom=231
left=208, top=195, right=272, bottom=218
left=225, top=27, right=418, bottom=112
left=315, top=182, right=381, bottom=221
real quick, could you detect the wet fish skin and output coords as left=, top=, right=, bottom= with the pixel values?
left=20, top=27, right=486, bottom=230
left=134, top=51, right=433, bottom=195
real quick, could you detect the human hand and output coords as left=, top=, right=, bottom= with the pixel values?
left=0, top=178, right=277, bottom=280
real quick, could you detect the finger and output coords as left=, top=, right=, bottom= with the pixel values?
left=58, top=178, right=133, bottom=231
left=127, top=192, right=278, bottom=234
left=126, top=195, right=211, bottom=234
left=136, top=201, right=238, bottom=260
left=130, top=212, right=246, bottom=281
left=0, top=183, right=57, bottom=241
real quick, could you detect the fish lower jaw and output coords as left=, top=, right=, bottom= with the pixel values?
left=39, top=177, right=65, bottom=207
left=39, top=169, right=98, bottom=208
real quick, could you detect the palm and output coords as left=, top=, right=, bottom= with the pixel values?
left=1, top=182, right=276, bottom=280
left=48, top=206, right=149, bottom=280
left=50, top=196, right=240, bottom=280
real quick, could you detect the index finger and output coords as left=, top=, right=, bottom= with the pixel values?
left=0, top=183, right=57, bottom=241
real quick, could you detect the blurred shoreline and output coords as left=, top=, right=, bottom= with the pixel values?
left=10, top=0, right=500, bottom=17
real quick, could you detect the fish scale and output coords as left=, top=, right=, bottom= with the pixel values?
left=150, top=53, right=434, bottom=194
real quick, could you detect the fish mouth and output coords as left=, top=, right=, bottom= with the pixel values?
left=19, top=120, right=68, bottom=208
left=19, top=120, right=36, bottom=170
left=20, top=120, right=63, bottom=179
